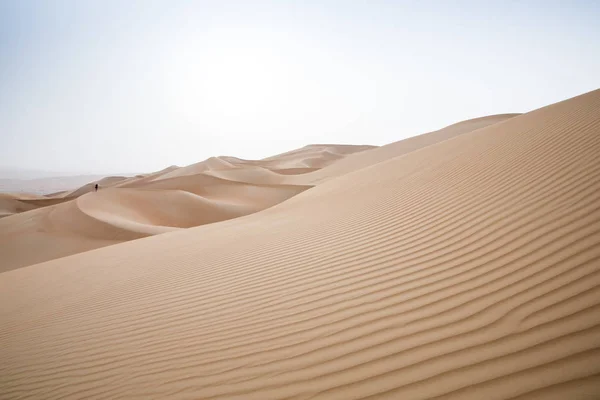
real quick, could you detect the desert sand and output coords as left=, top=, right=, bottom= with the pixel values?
left=1, top=89, right=599, bottom=399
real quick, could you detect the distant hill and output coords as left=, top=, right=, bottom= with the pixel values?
left=0, top=170, right=138, bottom=195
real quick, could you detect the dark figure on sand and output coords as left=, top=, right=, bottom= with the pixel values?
left=95, top=184, right=98, bottom=192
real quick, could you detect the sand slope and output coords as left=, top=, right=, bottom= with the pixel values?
left=0, top=145, right=365, bottom=271
left=0, top=174, right=131, bottom=197
left=0, top=179, right=312, bottom=273
left=1, top=90, right=600, bottom=399
left=299, top=113, right=520, bottom=184
left=0, top=194, right=39, bottom=218
left=0, top=193, right=76, bottom=219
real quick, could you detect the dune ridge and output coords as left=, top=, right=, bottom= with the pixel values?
left=295, top=113, right=521, bottom=184
left=0, top=145, right=367, bottom=272
left=1, top=89, right=599, bottom=399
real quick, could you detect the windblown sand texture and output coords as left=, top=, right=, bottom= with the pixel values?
left=1, top=89, right=600, bottom=399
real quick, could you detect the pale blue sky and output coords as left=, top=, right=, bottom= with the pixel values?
left=1, top=0, right=599, bottom=174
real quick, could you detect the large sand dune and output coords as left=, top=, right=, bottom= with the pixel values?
left=0, top=145, right=363, bottom=272
left=1, top=89, right=600, bottom=399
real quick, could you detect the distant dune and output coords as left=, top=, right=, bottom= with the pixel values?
left=0, top=145, right=367, bottom=272
left=1, top=90, right=599, bottom=399
left=0, top=173, right=138, bottom=196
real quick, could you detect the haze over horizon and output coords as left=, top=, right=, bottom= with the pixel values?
left=1, top=0, right=599, bottom=174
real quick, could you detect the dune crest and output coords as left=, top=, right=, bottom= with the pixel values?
left=1, top=90, right=599, bottom=399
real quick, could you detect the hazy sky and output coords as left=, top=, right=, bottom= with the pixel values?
left=1, top=1, right=599, bottom=174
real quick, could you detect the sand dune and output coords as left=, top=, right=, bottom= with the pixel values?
left=0, top=193, right=72, bottom=219
left=148, top=145, right=374, bottom=184
left=108, top=166, right=179, bottom=188
left=0, top=176, right=133, bottom=218
left=0, top=194, right=38, bottom=218
left=0, top=196, right=127, bottom=272
left=0, top=178, right=311, bottom=272
left=0, top=174, right=132, bottom=197
left=300, top=113, right=521, bottom=184
left=203, top=166, right=292, bottom=185
left=1, top=90, right=600, bottom=399
left=151, top=157, right=237, bottom=181
left=0, top=145, right=360, bottom=271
